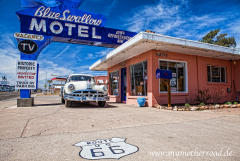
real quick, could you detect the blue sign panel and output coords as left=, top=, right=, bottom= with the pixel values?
left=16, top=5, right=137, bottom=48
left=156, top=69, right=172, bottom=79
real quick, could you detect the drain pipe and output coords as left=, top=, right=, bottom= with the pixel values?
left=196, top=55, right=200, bottom=93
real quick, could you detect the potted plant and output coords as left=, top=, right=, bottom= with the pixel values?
left=184, top=103, right=191, bottom=111
left=224, top=102, right=232, bottom=108
left=199, top=103, right=205, bottom=110
left=233, top=102, right=238, bottom=108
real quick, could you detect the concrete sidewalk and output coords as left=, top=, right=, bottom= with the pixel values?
left=0, top=95, right=240, bottom=160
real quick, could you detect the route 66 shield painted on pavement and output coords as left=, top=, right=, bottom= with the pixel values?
left=74, top=138, right=139, bottom=160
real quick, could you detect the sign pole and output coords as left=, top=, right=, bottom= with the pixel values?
left=156, top=69, right=172, bottom=107
left=167, top=79, right=171, bottom=107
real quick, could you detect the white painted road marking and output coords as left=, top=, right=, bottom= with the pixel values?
left=74, top=138, right=139, bottom=160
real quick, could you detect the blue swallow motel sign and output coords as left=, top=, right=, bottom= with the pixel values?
left=15, top=0, right=137, bottom=100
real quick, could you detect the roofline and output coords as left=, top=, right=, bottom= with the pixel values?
left=90, top=32, right=240, bottom=71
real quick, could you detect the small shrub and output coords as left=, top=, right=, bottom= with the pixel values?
left=211, top=88, right=225, bottom=104
left=233, top=102, right=238, bottom=104
left=195, top=89, right=211, bottom=104
left=225, top=102, right=232, bottom=105
left=185, top=103, right=190, bottom=107
left=200, top=103, right=205, bottom=106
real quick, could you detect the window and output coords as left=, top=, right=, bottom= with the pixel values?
left=110, top=71, right=119, bottom=95
left=130, top=60, right=147, bottom=96
left=69, top=75, right=95, bottom=82
left=159, top=60, right=186, bottom=92
left=207, top=66, right=226, bottom=83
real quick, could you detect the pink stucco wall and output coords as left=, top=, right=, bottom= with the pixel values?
left=107, top=50, right=240, bottom=107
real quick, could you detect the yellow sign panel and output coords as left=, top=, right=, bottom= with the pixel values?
left=14, top=32, right=44, bottom=41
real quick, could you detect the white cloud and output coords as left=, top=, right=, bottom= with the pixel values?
left=103, top=0, right=118, bottom=17
left=53, top=45, right=71, bottom=59
left=86, top=53, right=94, bottom=59
left=86, top=48, right=113, bottom=60
left=0, top=35, right=19, bottom=85
left=123, top=0, right=240, bottom=44
left=96, top=48, right=113, bottom=56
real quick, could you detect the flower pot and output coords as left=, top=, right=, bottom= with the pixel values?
left=137, top=97, right=146, bottom=107
left=224, top=104, right=230, bottom=108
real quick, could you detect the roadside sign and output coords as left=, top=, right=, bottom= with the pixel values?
left=156, top=69, right=172, bottom=79
left=18, top=40, right=38, bottom=54
left=16, top=60, right=37, bottom=89
left=156, top=69, right=172, bottom=107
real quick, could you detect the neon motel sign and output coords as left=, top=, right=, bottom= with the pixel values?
left=15, top=2, right=137, bottom=98
left=16, top=6, right=137, bottom=47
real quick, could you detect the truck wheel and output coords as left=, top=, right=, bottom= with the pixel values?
left=65, top=100, right=71, bottom=107
left=98, top=101, right=106, bottom=107
left=61, top=97, right=65, bottom=104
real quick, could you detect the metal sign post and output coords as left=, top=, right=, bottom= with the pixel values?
left=156, top=69, right=172, bottom=107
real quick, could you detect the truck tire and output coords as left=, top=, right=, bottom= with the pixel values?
left=98, top=101, right=106, bottom=107
left=65, top=100, right=71, bottom=107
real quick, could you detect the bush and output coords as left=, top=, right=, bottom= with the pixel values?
left=185, top=103, right=190, bottom=107
left=195, top=89, right=211, bottom=104
left=233, top=102, right=238, bottom=104
left=225, top=102, right=232, bottom=105
left=211, top=88, right=225, bottom=104
left=200, top=103, right=205, bottom=106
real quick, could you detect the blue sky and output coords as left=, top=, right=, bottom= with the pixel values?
left=0, top=0, right=239, bottom=88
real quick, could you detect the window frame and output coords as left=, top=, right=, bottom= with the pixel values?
left=109, top=70, right=119, bottom=95
left=207, top=65, right=226, bottom=83
left=159, top=59, right=188, bottom=93
left=129, top=60, right=148, bottom=96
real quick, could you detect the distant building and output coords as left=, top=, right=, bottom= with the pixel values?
left=93, top=76, right=108, bottom=85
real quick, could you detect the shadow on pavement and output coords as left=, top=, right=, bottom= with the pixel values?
left=34, top=103, right=63, bottom=106
left=70, top=102, right=118, bottom=108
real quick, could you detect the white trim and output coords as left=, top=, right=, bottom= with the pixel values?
left=158, top=59, right=188, bottom=93
left=90, top=32, right=240, bottom=71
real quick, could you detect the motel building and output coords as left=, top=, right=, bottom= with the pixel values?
left=90, top=32, right=240, bottom=107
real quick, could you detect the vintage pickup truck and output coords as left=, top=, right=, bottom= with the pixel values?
left=61, top=74, right=109, bottom=107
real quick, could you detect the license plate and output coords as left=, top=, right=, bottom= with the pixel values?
left=86, top=97, right=93, bottom=100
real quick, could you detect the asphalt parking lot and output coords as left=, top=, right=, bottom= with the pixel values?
left=0, top=95, right=240, bottom=161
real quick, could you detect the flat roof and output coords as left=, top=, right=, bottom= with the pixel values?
left=90, top=32, right=240, bottom=71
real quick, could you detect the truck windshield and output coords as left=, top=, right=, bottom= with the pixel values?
left=70, top=76, right=95, bottom=82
